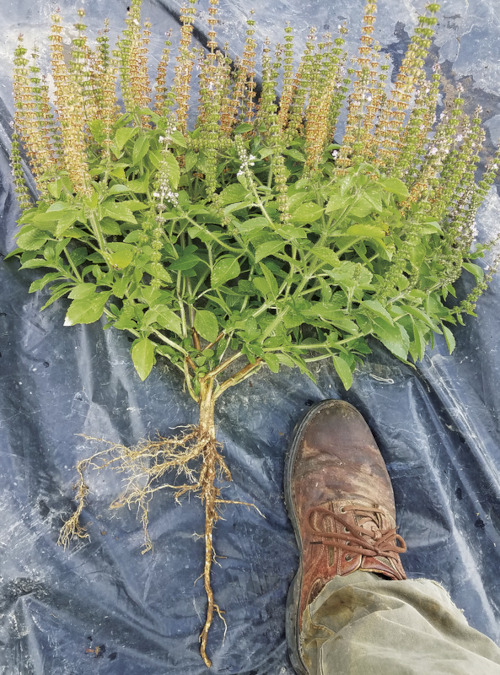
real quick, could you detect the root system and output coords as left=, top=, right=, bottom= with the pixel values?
left=59, top=421, right=261, bottom=667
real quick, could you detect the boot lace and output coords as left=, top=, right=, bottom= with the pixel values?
left=305, top=504, right=407, bottom=563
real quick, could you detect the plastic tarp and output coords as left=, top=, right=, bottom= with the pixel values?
left=1, top=0, right=499, bottom=673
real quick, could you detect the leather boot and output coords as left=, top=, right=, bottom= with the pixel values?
left=285, top=399, right=407, bottom=674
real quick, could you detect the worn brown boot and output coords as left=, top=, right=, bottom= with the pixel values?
left=285, top=399, right=407, bottom=674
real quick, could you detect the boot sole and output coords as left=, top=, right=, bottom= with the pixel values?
left=284, top=399, right=348, bottom=675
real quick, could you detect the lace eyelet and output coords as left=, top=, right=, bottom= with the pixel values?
left=345, top=554, right=352, bottom=562
left=343, top=527, right=349, bottom=533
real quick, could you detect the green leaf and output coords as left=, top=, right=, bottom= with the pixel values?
left=419, top=220, right=442, bottom=235
left=169, top=252, right=202, bottom=271
left=113, top=305, right=137, bottom=330
left=125, top=200, right=148, bottom=213
left=291, top=202, right=324, bottom=224
left=102, top=201, right=137, bottom=224
left=462, top=262, right=484, bottom=281
left=107, top=184, right=130, bottom=195
left=350, top=188, right=383, bottom=217
left=132, top=134, right=151, bottom=164
left=379, top=177, right=409, bottom=198
left=259, top=262, right=278, bottom=297
left=254, top=239, right=283, bottom=263
left=362, top=299, right=393, bottom=321
left=194, top=309, right=219, bottom=342
left=55, top=210, right=79, bottom=237
left=162, top=151, right=180, bottom=189
left=68, top=283, right=98, bottom=300
left=219, top=183, right=248, bottom=206
left=41, top=283, right=72, bottom=310
left=346, top=224, right=386, bottom=239
left=325, top=194, right=351, bottom=214
left=282, top=308, right=304, bottom=328
left=234, top=123, right=253, bottom=134
left=399, top=303, right=441, bottom=332
left=283, top=148, right=305, bottom=162
left=373, top=318, right=410, bottom=361
left=65, top=291, right=110, bottom=326
left=263, top=352, right=280, bottom=373
left=237, top=316, right=259, bottom=339
left=170, top=130, right=188, bottom=148
left=235, top=216, right=269, bottom=234
left=112, top=275, right=129, bottom=298
left=29, top=272, right=60, bottom=292
left=329, top=261, right=372, bottom=289
left=126, top=176, right=149, bottom=193
left=100, top=217, right=122, bottom=235
left=17, top=227, right=49, bottom=250
left=68, top=247, right=89, bottom=267
left=131, top=337, right=156, bottom=380
left=148, top=306, right=183, bottom=336
left=339, top=172, right=356, bottom=196
left=312, top=246, right=340, bottom=267
left=324, top=311, right=359, bottom=334
left=410, top=318, right=427, bottom=362
left=108, top=242, right=135, bottom=269
left=442, top=324, right=456, bottom=354
left=20, top=257, right=51, bottom=270
left=302, top=305, right=359, bottom=333
left=211, top=256, right=241, bottom=287
left=253, top=277, right=272, bottom=298
left=47, top=177, right=63, bottom=199
left=184, top=150, right=197, bottom=172
left=332, top=354, right=353, bottom=390
left=363, top=187, right=383, bottom=212
left=144, top=262, right=172, bottom=283
left=136, top=108, right=161, bottom=124
left=32, top=202, right=68, bottom=227
left=115, top=126, right=137, bottom=151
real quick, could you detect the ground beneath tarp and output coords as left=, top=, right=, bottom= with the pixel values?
left=1, top=1, right=499, bottom=673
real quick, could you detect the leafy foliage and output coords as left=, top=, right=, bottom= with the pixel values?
left=10, top=0, right=500, bottom=395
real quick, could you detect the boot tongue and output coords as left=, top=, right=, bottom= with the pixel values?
left=356, top=512, right=383, bottom=539
left=351, top=508, right=394, bottom=565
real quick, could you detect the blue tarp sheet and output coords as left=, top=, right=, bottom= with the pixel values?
left=1, top=1, right=499, bottom=672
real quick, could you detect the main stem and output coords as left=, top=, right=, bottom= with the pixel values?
left=194, top=359, right=264, bottom=666
left=197, top=376, right=226, bottom=668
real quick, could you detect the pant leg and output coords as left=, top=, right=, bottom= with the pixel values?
left=300, top=571, right=500, bottom=675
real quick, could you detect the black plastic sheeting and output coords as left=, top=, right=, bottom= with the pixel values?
left=1, top=0, right=500, bottom=673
